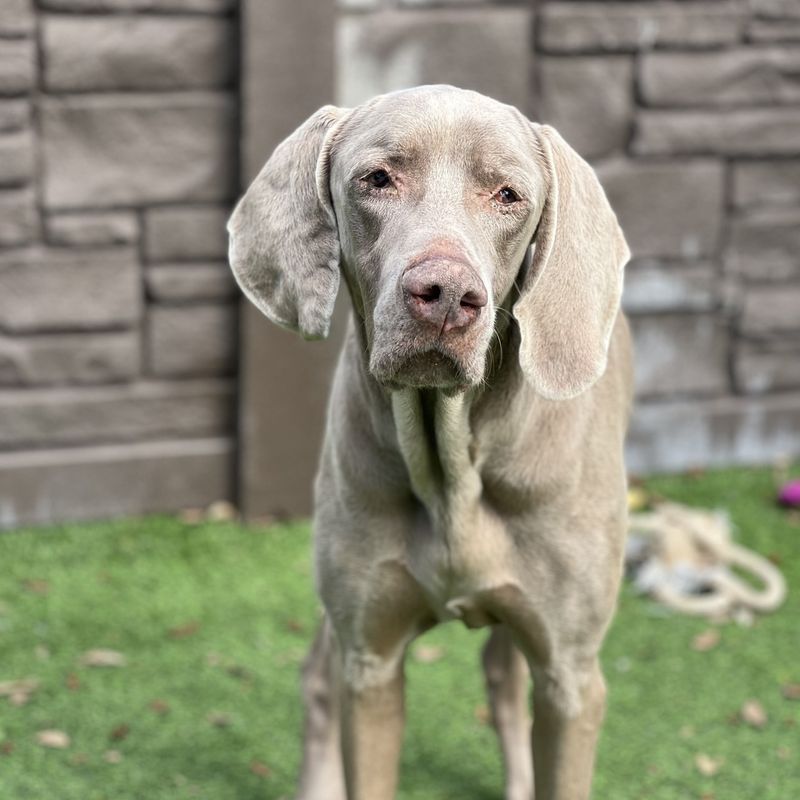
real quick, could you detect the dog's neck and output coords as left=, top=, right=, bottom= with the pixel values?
left=388, top=314, right=517, bottom=520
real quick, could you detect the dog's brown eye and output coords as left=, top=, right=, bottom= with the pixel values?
left=364, top=169, right=393, bottom=189
left=495, top=187, right=520, bottom=205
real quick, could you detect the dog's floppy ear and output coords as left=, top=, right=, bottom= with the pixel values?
left=513, top=125, right=630, bottom=400
left=227, top=106, right=348, bottom=340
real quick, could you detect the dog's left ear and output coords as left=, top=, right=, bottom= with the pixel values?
left=227, top=105, right=348, bottom=340
left=514, top=124, right=630, bottom=400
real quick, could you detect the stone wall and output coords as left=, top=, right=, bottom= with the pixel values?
left=0, top=0, right=239, bottom=527
left=338, top=0, right=800, bottom=475
left=2, top=0, right=799, bottom=527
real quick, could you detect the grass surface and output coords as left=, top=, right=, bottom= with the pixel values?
left=0, top=466, right=798, bottom=799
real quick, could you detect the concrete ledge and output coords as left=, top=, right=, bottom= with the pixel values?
left=627, top=392, right=800, bottom=475
left=0, top=437, right=234, bottom=529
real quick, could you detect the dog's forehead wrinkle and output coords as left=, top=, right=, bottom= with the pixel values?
left=340, top=89, right=534, bottom=179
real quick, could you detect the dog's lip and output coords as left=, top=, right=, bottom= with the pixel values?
left=370, top=342, right=474, bottom=390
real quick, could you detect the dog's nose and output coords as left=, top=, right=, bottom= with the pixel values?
left=402, top=260, right=488, bottom=333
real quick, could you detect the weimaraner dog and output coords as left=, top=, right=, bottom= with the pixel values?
left=228, top=85, right=632, bottom=800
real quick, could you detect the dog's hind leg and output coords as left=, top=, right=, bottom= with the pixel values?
left=482, top=625, right=533, bottom=800
left=296, top=616, right=346, bottom=800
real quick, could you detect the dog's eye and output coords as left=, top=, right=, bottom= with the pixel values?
left=494, top=187, right=521, bottom=205
left=363, top=169, right=393, bottom=190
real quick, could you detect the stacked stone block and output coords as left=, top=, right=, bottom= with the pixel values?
left=0, top=0, right=238, bottom=527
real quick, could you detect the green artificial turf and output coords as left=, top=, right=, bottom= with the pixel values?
left=0, top=466, right=798, bottom=800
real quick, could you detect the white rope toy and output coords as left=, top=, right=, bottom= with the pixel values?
left=626, top=501, right=786, bottom=618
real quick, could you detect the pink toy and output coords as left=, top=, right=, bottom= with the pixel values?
left=778, top=480, right=800, bottom=508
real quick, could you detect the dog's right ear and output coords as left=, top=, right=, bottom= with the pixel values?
left=227, top=106, right=348, bottom=340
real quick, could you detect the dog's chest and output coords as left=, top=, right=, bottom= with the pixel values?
left=391, top=389, right=520, bottom=623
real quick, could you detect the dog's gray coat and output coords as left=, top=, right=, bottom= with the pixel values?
left=228, top=85, right=633, bottom=800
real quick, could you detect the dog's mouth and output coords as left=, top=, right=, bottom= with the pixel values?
left=370, top=342, right=479, bottom=393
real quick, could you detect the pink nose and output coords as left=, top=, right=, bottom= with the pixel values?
left=402, top=260, right=488, bottom=333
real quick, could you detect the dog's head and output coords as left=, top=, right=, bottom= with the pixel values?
left=228, top=86, right=629, bottom=400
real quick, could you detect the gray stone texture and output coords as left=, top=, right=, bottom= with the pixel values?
left=337, top=8, right=531, bottom=110
left=146, top=264, right=237, bottom=302
left=750, top=0, right=800, bottom=18
left=39, top=0, right=235, bottom=11
left=539, top=2, right=745, bottom=52
left=726, top=208, right=800, bottom=281
left=43, top=17, right=235, bottom=92
left=623, top=261, right=718, bottom=314
left=0, top=380, right=234, bottom=448
left=0, top=188, right=37, bottom=245
left=740, top=285, right=800, bottom=335
left=0, top=40, right=35, bottom=95
left=0, top=100, right=29, bottom=132
left=0, top=129, right=34, bottom=186
left=0, top=332, right=140, bottom=386
left=733, top=160, right=800, bottom=208
left=629, top=314, right=729, bottom=398
left=45, top=211, right=139, bottom=246
left=0, top=0, right=34, bottom=37
left=144, top=205, right=229, bottom=261
left=634, top=108, right=800, bottom=155
left=0, top=438, right=234, bottom=529
left=0, top=247, right=140, bottom=333
left=748, top=19, right=800, bottom=41
left=537, top=56, right=633, bottom=159
left=627, top=393, right=800, bottom=475
left=735, top=341, right=800, bottom=394
left=641, top=48, right=800, bottom=107
left=596, top=159, right=724, bottom=258
left=400, top=0, right=505, bottom=6
left=146, top=304, right=237, bottom=377
left=42, top=93, right=236, bottom=208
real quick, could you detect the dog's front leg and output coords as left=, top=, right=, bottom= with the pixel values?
left=531, top=659, right=607, bottom=800
left=339, top=649, right=407, bottom=800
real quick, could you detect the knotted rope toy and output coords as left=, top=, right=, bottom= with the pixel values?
left=626, top=499, right=786, bottom=619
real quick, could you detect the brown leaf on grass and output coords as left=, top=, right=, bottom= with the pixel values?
left=226, top=664, right=252, bottom=681
left=168, top=621, right=200, bottom=640
left=109, top=724, right=130, bottom=742
left=694, top=753, right=723, bottom=777
left=207, top=711, right=232, bottom=728
left=79, top=649, right=126, bottom=668
left=781, top=683, right=800, bottom=701
left=250, top=760, right=271, bottom=778
left=149, top=698, right=170, bottom=715
left=1, top=741, right=14, bottom=755
left=65, top=672, right=80, bottom=691
left=700, top=793, right=716, bottom=800
left=740, top=699, right=768, bottom=729
left=22, top=579, right=50, bottom=595
left=473, top=704, right=490, bottom=725
left=285, top=618, right=305, bottom=634
left=104, top=749, right=123, bottom=764
left=179, top=507, right=205, bottom=525
left=36, top=730, right=70, bottom=749
left=70, top=752, right=89, bottom=766
left=0, top=678, right=39, bottom=706
left=413, top=644, right=445, bottom=664
left=691, top=629, right=721, bottom=652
